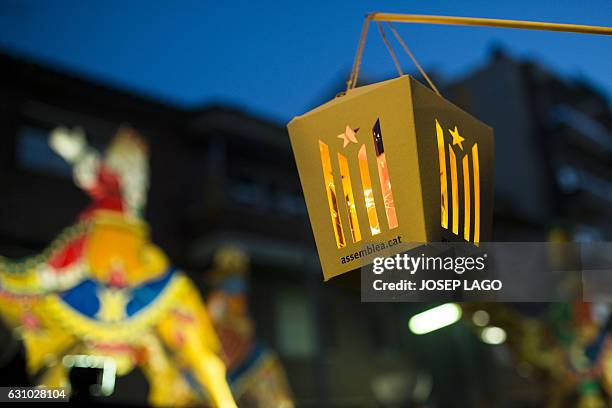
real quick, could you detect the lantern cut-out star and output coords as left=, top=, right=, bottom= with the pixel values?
left=337, top=125, right=359, bottom=148
left=449, top=126, right=465, bottom=150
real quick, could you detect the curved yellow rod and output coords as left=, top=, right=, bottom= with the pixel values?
left=348, top=13, right=612, bottom=90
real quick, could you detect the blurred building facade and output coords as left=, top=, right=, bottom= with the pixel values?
left=2, top=50, right=612, bottom=406
left=445, top=50, right=612, bottom=242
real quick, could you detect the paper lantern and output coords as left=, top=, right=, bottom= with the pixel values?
left=288, top=75, right=494, bottom=280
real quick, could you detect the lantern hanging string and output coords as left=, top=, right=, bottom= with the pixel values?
left=347, top=17, right=371, bottom=92
left=373, top=21, right=440, bottom=96
left=386, top=22, right=441, bottom=96
left=347, top=12, right=612, bottom=92
left=376, top=22, right=403, bottom=77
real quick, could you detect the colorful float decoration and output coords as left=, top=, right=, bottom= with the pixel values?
left=465, top=301, right=612, bottom=408
left=206, top=246, right=295, bottom=408
left=464, top=228, right=612, bottom=407
left=0, top=127, right=237, bottom=407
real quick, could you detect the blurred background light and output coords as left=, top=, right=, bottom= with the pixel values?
left=472, top=310, right=490, bottom=327
left=408, top=303, right=462, bottom=335
left=481, top=326, right=507, bottom=345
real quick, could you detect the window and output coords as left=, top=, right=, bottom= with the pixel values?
left=275, top=289, right=316, bottom=358
left=228, top=177, right=307, bottom=216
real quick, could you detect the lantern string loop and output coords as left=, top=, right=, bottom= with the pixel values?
left=377, top=22, right=404, bottom=77
left=386, top=22, right=441, bottom=96
left=347, top=12, right=612, bottom=93
left=347, top=17, right=371, bottom=92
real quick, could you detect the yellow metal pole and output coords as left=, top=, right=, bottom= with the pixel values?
left=348, top=13, right=612, bottom=90
left=369, top=13, right=612, bottom=36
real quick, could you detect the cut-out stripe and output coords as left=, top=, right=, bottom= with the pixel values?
left=449, top=147, right=459, bottom=235
left=372, top=119, right=398, bottom=229
left=462, top=154, right=471, bottom=241
left=358, top=144, right=381, bottom=235
left=472, top=144, right=480, bottom=245
left=338, top=152, right=362, bottom=243
left=319, top=141, right=345, bottom=248
left=436, top=120, right=448, bottom=229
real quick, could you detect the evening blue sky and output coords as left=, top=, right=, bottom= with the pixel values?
left=0, top=0, right=610, bottom=124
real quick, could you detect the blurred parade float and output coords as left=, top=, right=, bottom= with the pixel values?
left=464, top=301, right=612, bottom=408
left=206, top=246, right=294, bottom=408
left=0, top=126, right=237, bottom=406
left=463, top=227, right=612, bottom=407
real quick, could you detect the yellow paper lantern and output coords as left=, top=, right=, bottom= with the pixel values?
left=288, top=75, right=494, bottom=280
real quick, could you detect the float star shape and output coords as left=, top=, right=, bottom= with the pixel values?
left=337, top=125, right=359, bottom=148
left=449, top=126, right=465, bottom=150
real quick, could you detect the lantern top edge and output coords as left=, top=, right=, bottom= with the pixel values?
left=288, top=75, right=415, bottom=125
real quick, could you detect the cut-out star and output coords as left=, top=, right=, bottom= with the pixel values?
left=449, top=126, right=465, bottom=150
left=337, top=125, right=359, bottom=148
